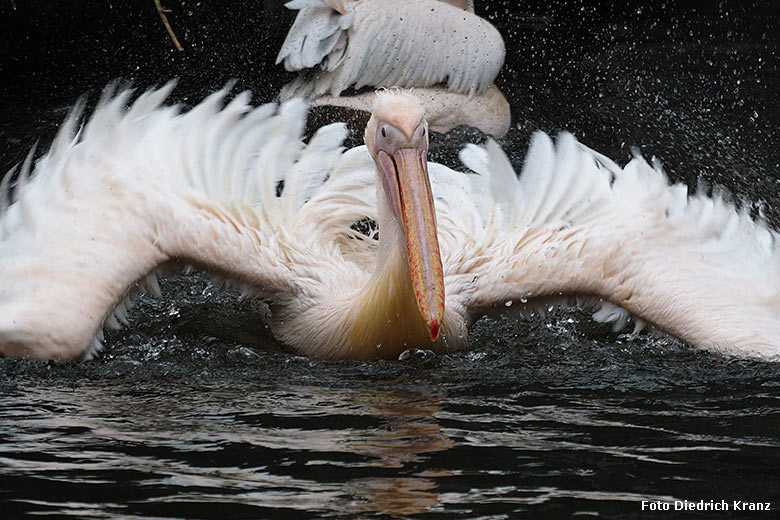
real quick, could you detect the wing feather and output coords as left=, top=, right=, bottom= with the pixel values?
left=276, top=0, right=353, bottom=71
left=278, top=0, right=504, bottom=100
left=0, top=84, right=364, bottom=361
left=441, top=132, right=780, bottom=358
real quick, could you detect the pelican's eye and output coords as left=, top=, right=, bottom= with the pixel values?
left=376, top=123, right=406, bottom=152
left=376, top=121, right=427, bottom=154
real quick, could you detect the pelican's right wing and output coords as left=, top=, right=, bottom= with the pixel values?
left=276, top=0, right=504, bottom=100
left=0, top=84, right=371, bottom=361
left=434, top=134, right=780, bottom=359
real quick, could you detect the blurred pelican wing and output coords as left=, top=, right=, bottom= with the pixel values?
left=277, top=0, right=505, bottom=100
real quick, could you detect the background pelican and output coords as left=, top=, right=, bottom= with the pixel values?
left=276, top=0, right=511, bottom=137
left=1, top=85, right=779, bottom=362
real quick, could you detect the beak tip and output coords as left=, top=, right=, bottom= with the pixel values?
left=429, top=319, right=440, bottom=341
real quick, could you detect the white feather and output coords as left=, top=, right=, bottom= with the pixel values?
left=0, top=84, right=363, bottom=361
left=442, top=132, right=780, bottom=359
left=4, top=85, right=780, bottom=362
left=277, top=0, right=504, bottom=100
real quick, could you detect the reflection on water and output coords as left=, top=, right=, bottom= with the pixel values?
left=1, top=384, right=455, bottom=517
left=2, top=367, right=779, bottom=518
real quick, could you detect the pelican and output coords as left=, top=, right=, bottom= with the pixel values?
left=276, top=0, right=511, bottom=137
left=1, top=83, right=780, bottom=362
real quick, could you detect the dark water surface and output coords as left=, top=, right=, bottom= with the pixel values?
left=1, top=1, right=780, bottom=518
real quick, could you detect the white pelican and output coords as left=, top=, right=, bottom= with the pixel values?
left=276, top=0, right=511, bottom=137
left=1, top=84, right=779, bottom=362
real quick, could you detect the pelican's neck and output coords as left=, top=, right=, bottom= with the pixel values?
left=374, top=176, right=409, bottom=279
left=344, top=171, right=433, bottom=358
left=366, top=172, right=422, bottom=317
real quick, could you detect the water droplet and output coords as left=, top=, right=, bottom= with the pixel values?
left=504, top=300, right=513, bottom=307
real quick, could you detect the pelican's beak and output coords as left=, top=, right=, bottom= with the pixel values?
left=375, top=121, right=445, bottom=341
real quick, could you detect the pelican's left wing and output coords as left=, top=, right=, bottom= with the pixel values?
left=434, top=134, right=780, bottom=359
left=0, top=84, right=370, bottom=361
left=276, top=0, right=504, bottom=100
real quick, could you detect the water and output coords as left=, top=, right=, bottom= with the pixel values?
left=1, top=0, right=780, bottom=518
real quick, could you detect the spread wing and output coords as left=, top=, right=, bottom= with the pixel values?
left=0, top=84, right=376, bottom=361
left=276, top=0, right=505, bottom=100
left=433, top=133, right=780, bottom=359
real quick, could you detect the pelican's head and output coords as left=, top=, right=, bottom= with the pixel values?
left=365, top=91, right=445, bottom=341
